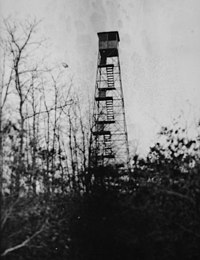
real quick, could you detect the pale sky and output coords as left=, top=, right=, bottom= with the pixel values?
left=1, top=0, right=200, bottom=155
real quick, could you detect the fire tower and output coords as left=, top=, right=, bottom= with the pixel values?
left=89, top=31, right=129, bottom=169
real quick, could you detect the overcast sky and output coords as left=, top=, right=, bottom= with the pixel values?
left=1, top=0, right=200, bottom=155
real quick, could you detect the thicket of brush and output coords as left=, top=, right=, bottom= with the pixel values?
left=1, top=125, right=200, bottom=260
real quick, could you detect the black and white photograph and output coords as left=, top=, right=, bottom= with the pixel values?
left=1, top=0, right=200, bottom=259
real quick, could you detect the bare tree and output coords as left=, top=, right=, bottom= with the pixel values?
left=0, top=36, right=14, bottom=199
left=1, top=19, right=43, bottom=196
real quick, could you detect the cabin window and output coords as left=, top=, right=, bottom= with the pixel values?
left=108, top=33, right=116, bottom=41
left=99, top=34, right=107, bottom=41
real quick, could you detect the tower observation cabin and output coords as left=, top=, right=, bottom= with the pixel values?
left=98, top=31, right=120, bottom=64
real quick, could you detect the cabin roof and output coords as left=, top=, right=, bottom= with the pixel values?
left=97, top=31, right=120, bottom=42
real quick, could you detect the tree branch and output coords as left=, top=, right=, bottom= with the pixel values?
left=1, top=220, right=47, bottom=257
left=24, top=100, right=73, bottom=120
